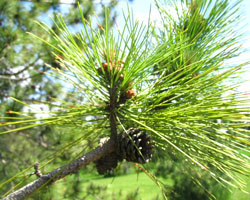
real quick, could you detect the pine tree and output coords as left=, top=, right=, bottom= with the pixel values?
left=0, top=0, right=249, bottom=199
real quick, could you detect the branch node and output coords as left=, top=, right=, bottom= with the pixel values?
left=34, top=162, right=43, bottom=178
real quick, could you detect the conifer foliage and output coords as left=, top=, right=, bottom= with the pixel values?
left=0, top=0, right=249, bottom=199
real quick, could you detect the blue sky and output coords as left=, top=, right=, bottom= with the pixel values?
left=122, top=0, right=250, bottom=93
left=20, top=0, right=250, bottom=116
left=33, top=0, right=250, bottom=92
left=125, top=0, right=250, bottom=52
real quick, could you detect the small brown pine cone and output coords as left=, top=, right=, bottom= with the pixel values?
left=118, top=128, right=154, bottom=164
left=94, top=152, right=119, bottom=175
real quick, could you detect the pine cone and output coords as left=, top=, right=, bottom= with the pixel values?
left=118, top=128, right=154, bottom=164
left=94, top=128, right=154, bottom=175
left=94, top=152, right=119, bottom=175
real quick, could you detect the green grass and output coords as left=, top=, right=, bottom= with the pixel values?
left=229, top=175, right=250, bottom=200
left=43, top=167, right=249, bottom=200
left=229, top=150, right=250, bottom=200
left=50, top=171, right=173, bottom=200
left=229, top=151, right=250, bottom=200
left=81, top=172, right=172, bottom=200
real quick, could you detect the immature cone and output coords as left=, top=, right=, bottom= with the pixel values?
left=118, top=128, right=154, bottom=164
left=98, top=48, right=123, bottom=75
left=98, top=62, right=123, bottom=75
left=119, top=82, right=136, bottom=103
left=125, top=89, right=136, bottom=98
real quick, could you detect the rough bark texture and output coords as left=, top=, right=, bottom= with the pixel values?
left=2, top=139, right=115, bottom=200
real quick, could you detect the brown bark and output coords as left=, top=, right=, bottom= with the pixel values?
left=2, top=139, right=115, bottom=200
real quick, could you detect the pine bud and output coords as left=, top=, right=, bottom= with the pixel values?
left=125, top=89, right=136, bottom=98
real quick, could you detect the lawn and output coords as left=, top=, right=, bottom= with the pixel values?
left=51, top=172, right=172, bottom=200
left=229, top=150, right=250, bottom=200
left=80, top=173, right=250, bottom=200
left=81, top=172, right=173, bottom=200
left=49, top=169, right=249, bottom=200
left=229, top=175, right=250, bottom=200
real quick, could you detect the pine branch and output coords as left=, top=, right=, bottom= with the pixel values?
left=19, top=0, right=78, bottom=5
left=0, top=58, right=40, bottom=76
left=2, top=138, right=115, bottom=200
left=0, top=73, right=41, bottom=81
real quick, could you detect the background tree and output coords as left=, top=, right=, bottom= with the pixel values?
left=0, top=0, right=120, bottom=198
left=0, top=0, right=250, bottom=199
